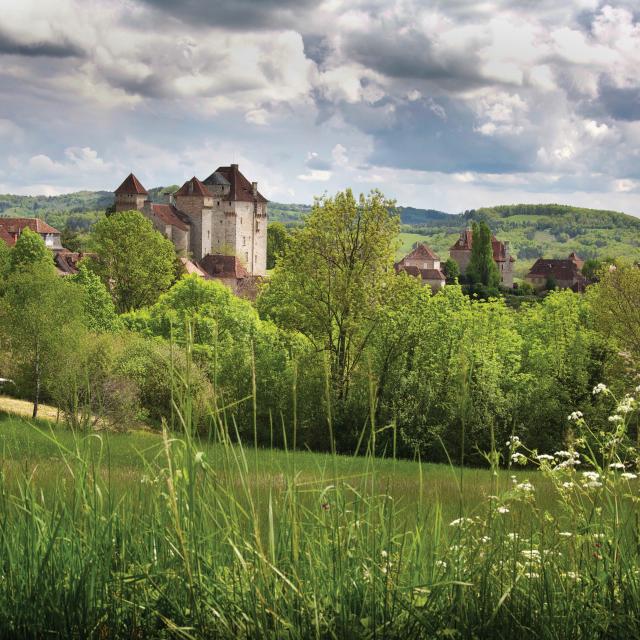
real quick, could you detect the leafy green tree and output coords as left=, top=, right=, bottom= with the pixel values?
left=71, top=264, right=119, bottom=332
left=466, top=222, right=499, bottom=287
left=443, top=257, right=460, bottom=284
left=588, top=260, right=640, bottom=364
left=0, top=263, right=87, bottom=418
left=267, top=222, right=290, bottom=269
left=87, top=210, right=177, bottom=312
left=60, top=225, right=83, bottom=252
left=9, top=227, right=54, bottom=273
left=0, top=241, right=10, bottom=283
left=258, top=189, right=400, bottom=405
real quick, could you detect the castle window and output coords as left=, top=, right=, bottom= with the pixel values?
left=240, top=217, right=243, bottom=224
left=208, top=230, right=210, bottom=238
left=242, top=236, right=246, bottom=246
left=245, top=251, right=249, bottom=262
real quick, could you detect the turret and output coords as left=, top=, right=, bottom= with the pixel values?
left=114, top=173, right=148, bottom=212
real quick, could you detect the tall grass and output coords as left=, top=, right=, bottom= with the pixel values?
left=0, top=351, right=639, bottom=638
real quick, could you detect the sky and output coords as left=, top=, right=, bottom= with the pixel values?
left=0, top=0, right=639, bottom=215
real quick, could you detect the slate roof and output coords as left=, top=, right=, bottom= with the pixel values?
left=402, top=242, right=440, bottom=262
left=174, top=176, right=212, bottom=198
left=151, top=203, right=191, bottom=231
left=204, top=164, right=267, bottom=203
left=199, top=254, right=249, bottom=279
left=115, top=173, right=148, bottom=195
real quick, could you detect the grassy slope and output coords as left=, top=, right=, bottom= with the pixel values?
left=0, top=413, right=543, bottom=520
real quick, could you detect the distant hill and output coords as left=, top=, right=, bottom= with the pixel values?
left=1, top=191, right=638, bottom=278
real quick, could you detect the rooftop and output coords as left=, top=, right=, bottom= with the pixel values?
left=174, top=176, right=212, bottom=198
left=204, top=164, right=267, bottom=203
left=114, top=173, right=148, bottom=196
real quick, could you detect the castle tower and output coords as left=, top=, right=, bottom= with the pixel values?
left=202, top=164, right=268, bottom=276
left=174, top=177, right=214, bottom=260
left=114, top=173, right=148, bottom=212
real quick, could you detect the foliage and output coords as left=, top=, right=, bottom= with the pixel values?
left=259, top=189, right=400, bottom=408
left=9, top=227, right=53, bottom=273
left=466, top=221, right=500, bottom=287
left=0, top=240, right=10, bottom=282
left=266, top=221, right=290, bottom=269
left=71, top=264, right=120, bottom=332
left=0, top=262, right=87, bottom=417
left=587, top=260, right=640, bottom=365
left=442, top=257, right=460, bottom=284
left=87, top=210, right=177, bottom=312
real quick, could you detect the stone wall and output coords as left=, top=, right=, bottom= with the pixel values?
left=175, top=195, right=213, bottom=260
left=115, top=194, right=146, bottom=212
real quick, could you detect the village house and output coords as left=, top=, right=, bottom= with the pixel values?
left=395, top=242, right=446, bottom=291
left=0, top=217, right=86, bottom=276
left=449, top=228, right=515, bottom=288
left=114, top=164, right=268, bottom=291
left=525, top=252, right=587, bottom=292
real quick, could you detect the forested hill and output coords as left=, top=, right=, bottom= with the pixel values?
left=1, top=190, right=639, bottom=274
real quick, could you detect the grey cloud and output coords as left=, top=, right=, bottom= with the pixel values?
left=139, top=0, right=316, bottom=30
left=598, top=84, right=640, bottom=122
left=305, top=155, right=332, bottom=170
left=0, top=30, right=83, bottom=58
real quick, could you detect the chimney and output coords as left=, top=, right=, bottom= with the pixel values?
left=231, top=163, right=239, bottom=170
left=252, top=181, right=257, bottom=197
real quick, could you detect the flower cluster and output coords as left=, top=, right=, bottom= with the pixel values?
left=592, top=383, right=608, bottom=395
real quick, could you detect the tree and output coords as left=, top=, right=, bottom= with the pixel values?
left=61, top=225, right=83, bottom=252
left=258, top=189, right=399, bottom=405
left=267, top=222, right=290, bottom=269
left=443, top=258, right=460, bottom=284
left=87, top=210, right=177, bottom=312
left=71, top=264, right=119, bottom=331
left=588, top=260, right=640, bottom=364
left=9, top=227, right=54, bottom=273
left=0, top=263, right=87, bottom=418
left=0, top=241, right=10, bottom=283
left=466, top=221, right=499, bottom=287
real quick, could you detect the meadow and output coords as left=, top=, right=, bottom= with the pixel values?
left=1, top=395, right=640, bottom=640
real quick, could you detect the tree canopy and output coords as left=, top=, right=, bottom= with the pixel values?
left=87, top=210, right=177, bottom=312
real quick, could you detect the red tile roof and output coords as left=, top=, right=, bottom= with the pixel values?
left=204, top=164, right=267, bottom=203
left=449, top=228, right=514, bottom=262
left=0, top=217, right=61, bottom=239
left=396, top=264, right=445, bottom=282
left=527, top=257, right=587, bottom=290
left=198, top=254, right=249, bottom=279
left=115, top=173, right=148, bottom=195
left=150, top=203, right=191, bottom=231
left=175, top=176, right=212, bottom=198
left=402, top=242, right=440, bottom=261
left=0, top=226, right=14, bottom=246
left=180, top=257, right=207, bottom=277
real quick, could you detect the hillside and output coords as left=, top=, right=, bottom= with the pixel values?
left=1, top=191, right=639, bottom=278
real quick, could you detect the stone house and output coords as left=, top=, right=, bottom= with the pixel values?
left=525, top=253, right=587, bottom=292
left=449, top=228, right=515, bottom=288
left=0, top=217, right=63, bottom=250
left=395, top=243, right=446, bottom=291
left=114, top=163, right=267, bottom=279
left=0, top=216, right=88, bottom=276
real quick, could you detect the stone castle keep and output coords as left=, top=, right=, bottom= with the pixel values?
left=114, top=164, right=268, bottom=278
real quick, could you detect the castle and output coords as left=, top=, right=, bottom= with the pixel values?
left=114, top=164, right=268, bottom=279
left=449, top=228, right=515, bottom=288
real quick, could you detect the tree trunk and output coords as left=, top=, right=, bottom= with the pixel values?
left=32, top=338, right=40, bottom=419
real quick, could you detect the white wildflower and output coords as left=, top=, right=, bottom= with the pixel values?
left=583, top=471, right=600, bottom=481
left=507, top=533, right=519, bottom=541
left=506, top=435, right=521, bottom=448
left=562, top=481, right=575, bottom=489
left=449, top=517, right=474, bottom=527
left=562, top=571, right=581, bottom=580
left=559, top=531, right=573, bottom=537
left=617, top=396, right=635, bottom=414
left=593, top=383, right=608, bottom=395
left=536, top=454, right=555, bottom=462
left=497, top=506, right=510, bottom=514
left=521, top=549, right=541, bottom=560
left=609, top=462, right=625, bottom=470
left=381, top=550, right=388, bottom=559
left=621, top=472, right=638, bottom=480
left=608, top=415, right=624, bottom=424
left=435, top=560, right=447, bottom=569
left=568, top=411, right=584, bottom=422
left=480, top=536, right=491, bottom=543
left=516, top=481, right=535, bottom=493
left=511, top=453, right=528, bottom=465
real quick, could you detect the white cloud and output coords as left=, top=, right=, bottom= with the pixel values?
left=297, top=170, right=332, bottom=182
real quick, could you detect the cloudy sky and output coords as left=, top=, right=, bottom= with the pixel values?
left=1, top=0, right=639, bottom=214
